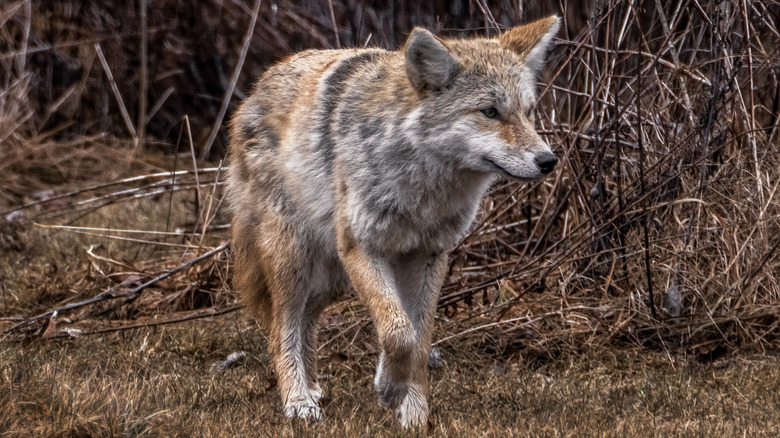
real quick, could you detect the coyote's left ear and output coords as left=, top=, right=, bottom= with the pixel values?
left=499, top=15, right=561, bottom=73
left=405, top=28, right=460, bottom=92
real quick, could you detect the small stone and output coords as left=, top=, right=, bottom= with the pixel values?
left=4, top=210, right=24, bottom=223
left=427, top=347, right=444, bottom=369
left=214, top=351, right=247, bottom=371
left=62, top=328, right=82, bottom=338
left=663, top=285, right=683, bottom=317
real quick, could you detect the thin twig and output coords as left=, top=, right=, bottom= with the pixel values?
left=201, top=0, right=261, bottom=159
left=94, top=43, right=137, bottom=143
left=138, top=0, right=148, bottom=147
left=45, top=305, right=242, bottom=339
left=327, top=0, right=341, bottom=48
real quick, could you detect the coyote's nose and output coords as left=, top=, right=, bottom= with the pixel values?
left=534, top=151, right=558, bottom=174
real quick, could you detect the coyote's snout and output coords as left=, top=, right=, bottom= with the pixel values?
left=227, top=15, right=560, bottom=427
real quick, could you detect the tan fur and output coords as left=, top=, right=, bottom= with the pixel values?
left=500, top=15, right=560, bottom=58
left=227, top=16, right=561, bottom=427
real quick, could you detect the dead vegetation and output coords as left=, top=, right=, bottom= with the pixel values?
left=3, top=322, right=780, bottom=437
left=1, top=0, right=780, bottom=435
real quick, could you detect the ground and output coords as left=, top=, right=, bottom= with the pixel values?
left=2, top=316, right=779, bottom=437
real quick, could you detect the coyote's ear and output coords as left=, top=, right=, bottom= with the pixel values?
left=499, top=15, right=560, bottom=73
left=405, top=28, right=459, bottom=92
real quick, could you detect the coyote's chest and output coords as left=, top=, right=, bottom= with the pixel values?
left=345, top=170, right=493, bottom=254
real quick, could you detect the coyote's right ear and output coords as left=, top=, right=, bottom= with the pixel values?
left=405, top=28, right=459, bottom=92
left=499, top=15, right=560, bottom=74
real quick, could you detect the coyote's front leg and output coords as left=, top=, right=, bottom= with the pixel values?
left=337, top=226, right=448, bottom=427
left=382, top=251, right=448, bottom=427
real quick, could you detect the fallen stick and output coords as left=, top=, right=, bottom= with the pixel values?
left=6, top=241, right=230, bottom=333
left=45, top=305, right=242, bottom=339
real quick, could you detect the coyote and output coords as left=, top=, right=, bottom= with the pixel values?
left=227, top=16, right=560, bottom=427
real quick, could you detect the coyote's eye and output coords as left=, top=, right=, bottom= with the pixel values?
left=481, top=107, right=499, bottom=119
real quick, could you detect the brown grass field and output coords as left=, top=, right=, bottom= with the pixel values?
left=2, top=0, right=780, bottom=436
left=3, top=319, right=780, bottom=437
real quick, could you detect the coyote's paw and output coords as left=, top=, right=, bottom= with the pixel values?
left=395, top=387, right=428, bottom=429
left=374, top=354, right=407, bottom=409
left=284, top=397, right=322, bottom=422
left=309, top=383, right=323, bottom=402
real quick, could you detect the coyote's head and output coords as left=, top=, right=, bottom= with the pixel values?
left=403, top=16, right=560, bottom=179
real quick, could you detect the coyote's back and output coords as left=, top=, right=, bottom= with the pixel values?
left=227, top=16, right=561, bottom=427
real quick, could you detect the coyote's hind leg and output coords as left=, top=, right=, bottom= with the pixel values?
left=262, top=224, right=336, bottom=421
left=272, top=293, right=328, bottom=421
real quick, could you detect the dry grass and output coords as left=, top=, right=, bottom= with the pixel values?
left=2, top=0, right=780, bottom=435
left=2, top=320, right=780, bottom=437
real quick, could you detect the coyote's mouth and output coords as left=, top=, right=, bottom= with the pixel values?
left=482, top=157, right=524, bottom=179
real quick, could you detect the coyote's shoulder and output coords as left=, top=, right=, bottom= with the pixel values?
left=227, top=16, right=561, bottom=427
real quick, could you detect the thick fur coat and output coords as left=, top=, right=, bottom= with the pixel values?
left=227, top=16, right=561, bottom=427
